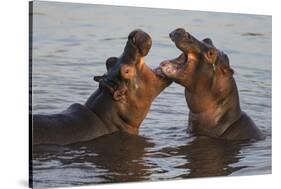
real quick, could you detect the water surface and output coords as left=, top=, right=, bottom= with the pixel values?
left=31, top=1, right=272, bottom=188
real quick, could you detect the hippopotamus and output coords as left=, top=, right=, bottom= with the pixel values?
left=33, top=29, right=171, bottom=145
left=160, top=28, right=264, bottom=140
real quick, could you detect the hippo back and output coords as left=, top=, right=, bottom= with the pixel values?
left=33, top=103, right=109, bottom=145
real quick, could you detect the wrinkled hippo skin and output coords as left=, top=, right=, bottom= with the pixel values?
left=33, top=29, right=171, bottom=145
left=160, top=28, right=264, bottom=141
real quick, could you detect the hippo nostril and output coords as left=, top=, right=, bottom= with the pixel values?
left=169, top=32, right=175, bottom=41
left=186, top=32, right=192, bottom=40
left=169, top=32, right=173, bottom=38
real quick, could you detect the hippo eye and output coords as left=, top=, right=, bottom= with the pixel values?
left=207, top=49, right=217, bottom=59
left=208, top=50, right=214, bottom=56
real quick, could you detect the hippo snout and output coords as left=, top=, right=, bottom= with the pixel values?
left=169, top=28, right=188, bottom=42
left=170, top=28, right=208, bottom=53
left=128, top=29, right=152, bottom=56
left=169, top=31, right=175, bottom=41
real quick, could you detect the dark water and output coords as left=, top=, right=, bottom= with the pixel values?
left=31, top=1, right=272, bottom=188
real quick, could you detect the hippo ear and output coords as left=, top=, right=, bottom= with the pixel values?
left=206, top=48, right=218, bottom=64
left=93, top=75, right=105, bottom=82
left=203, top=38, right=214, bottom=46
left=106, top=57, right=118, bottom=72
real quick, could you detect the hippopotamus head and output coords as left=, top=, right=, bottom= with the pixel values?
left=94, top=29, right=153, bottom=100
left=160, top=28, right=233, bottom=92
left=160, top=28, right=237, bottom=112
left=159, top=28, right=264, bottom=140
left=91, top=29, right=171, bottom=133
left=159, top=28, right=246, bottom=138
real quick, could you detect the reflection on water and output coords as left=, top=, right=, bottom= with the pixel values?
left=31, top=1, right=272, bottom=188
left=33, top=133, right=154, bottom=187
left=159, top=137, right=247, bottom=178
left=32, top=134, right=261, bottom=187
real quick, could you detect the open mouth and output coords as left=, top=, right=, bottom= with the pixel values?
left=154, top=67, right=168, bottom=79
left=159, top=53, right=187, bottom=77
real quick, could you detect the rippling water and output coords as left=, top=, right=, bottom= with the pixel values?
left=31, top=1, right=272, bottom=188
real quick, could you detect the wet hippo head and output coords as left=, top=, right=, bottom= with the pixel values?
left=92, top=29, right=171, bottom=133
left=160, top=28, right=233, bottom=95
left=159, top=28, right=264, bottom=141
left=160, top=28, right=238, bottom=114
left=161, top=28, right=237, bottom=133
left=94, top=29, right=153, bottom=100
